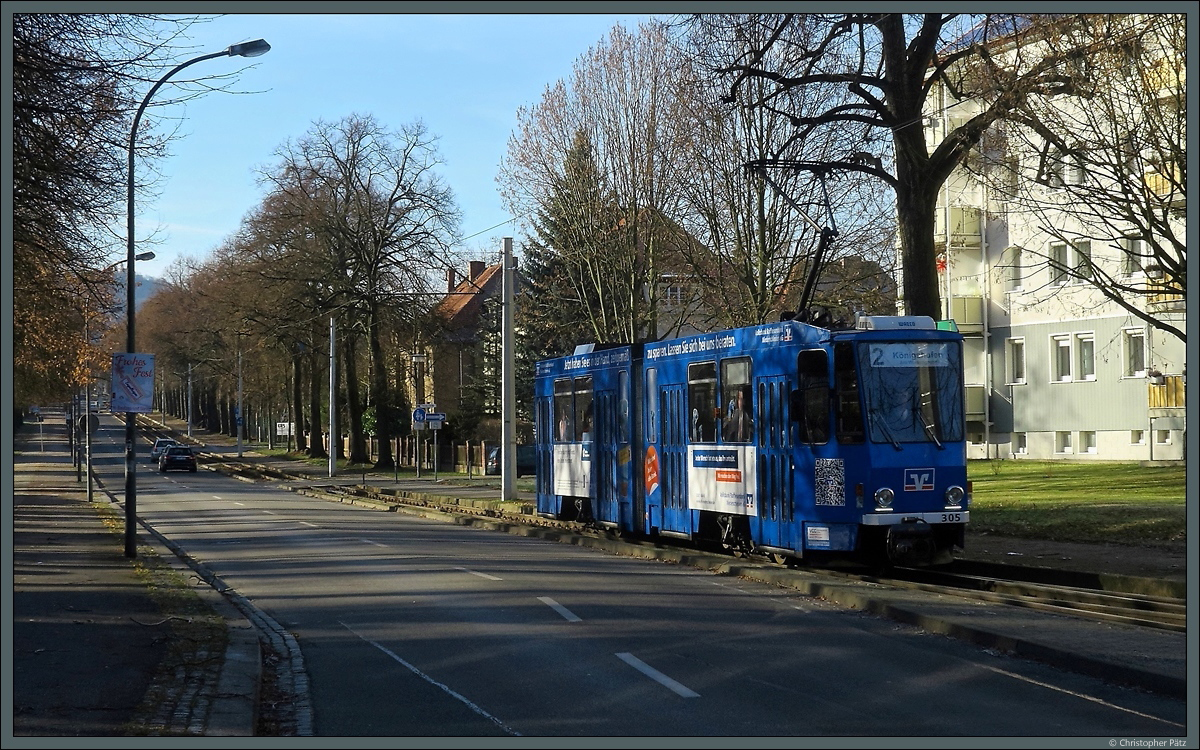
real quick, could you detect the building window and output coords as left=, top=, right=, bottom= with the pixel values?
left=1052, top=335, right=1072, bottom=382
left=1050, top=242, right=1069, bottom=285
left=1005, top=246, right=1023, bottom=291
left=1130, top=430, right=1145, bottom=445
left=1014, top=432, right=1027, bottom=454
left=1075, top=333, right=1095, bottom=381
left=1122, top=236, right=1146, bottom=276
left=1124, top=329, right=1146, bottom=377
left=1073, top=241, right=1092, bottom=282
left=1039, top=146, right=1083, bottom=188
left=1005, top=338, right=1026, bottom=385
left=1155, top=429, right=1172, bottom=445
left=1079, top=431, right=1097, bottom=454
left=1055, top=431, right=1073, bottom=454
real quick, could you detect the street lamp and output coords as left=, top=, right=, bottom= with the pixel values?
left=124, top=39, right=270, bottom=558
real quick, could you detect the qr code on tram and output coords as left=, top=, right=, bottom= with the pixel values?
left=815, top=458, right=845, bottom=506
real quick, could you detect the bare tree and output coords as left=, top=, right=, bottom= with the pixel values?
left=672, top=14, right=897, bottom=328
left=969, top=14, right=1186, bottom=342
left=707, top=13, right=1094, bottom=320
left=256, top=114, right=462, bottom=467
left=11, top=13, right=206, bottom=407
left=500, top=21, right=692, bottom=344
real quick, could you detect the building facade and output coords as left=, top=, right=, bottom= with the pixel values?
left=927, top=14, right=1186, bottom=461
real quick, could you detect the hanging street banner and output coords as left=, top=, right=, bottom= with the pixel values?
left=111, top=353, right=155, bottom=413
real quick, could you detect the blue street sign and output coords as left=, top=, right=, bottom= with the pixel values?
left=412, top=408, right=426, bottom=423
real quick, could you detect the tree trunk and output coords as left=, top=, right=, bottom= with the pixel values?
left=370, top=303, right=395, bottom=470
left=292, top=350, right=307, bottom=454
left=894, top=180, right=942, bottom=320
left=891, top=90, right=943, bottom=321
left=308, top=320, right=327, bottom=459
left=343, top=331, right=368, bottom=463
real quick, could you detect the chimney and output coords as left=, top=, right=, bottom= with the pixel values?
left=469, top=260, right=486, bottom=281
left=446, top=267, right=457, bottom=294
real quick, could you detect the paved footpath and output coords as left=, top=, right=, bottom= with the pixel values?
left=8, top=413, right=256, bottom=740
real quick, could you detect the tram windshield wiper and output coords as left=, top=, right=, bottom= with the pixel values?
left=876, top=418, right=902, bottom=450
left=916, top=408, right=943, bottom=449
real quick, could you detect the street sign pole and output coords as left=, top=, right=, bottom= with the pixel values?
left=427, top=414, right=445, bottom=479
left=412, top=406, right=427, bottom=479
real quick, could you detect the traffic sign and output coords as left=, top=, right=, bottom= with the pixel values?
left=412, top=408, right=427, bottom=423
left=427, top=412, right=446, bottom=430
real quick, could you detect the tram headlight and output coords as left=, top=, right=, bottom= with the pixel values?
left=945, top=485, right=965, bottom=508
left=874, top=487, right=894, bottom=509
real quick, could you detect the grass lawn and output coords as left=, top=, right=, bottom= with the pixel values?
left=967, top=459, right=1187, bottom=547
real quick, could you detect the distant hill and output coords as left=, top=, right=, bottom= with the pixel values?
left=134, top=274, right=161, bottom=310
left=111, top=273, right=163, bottom=311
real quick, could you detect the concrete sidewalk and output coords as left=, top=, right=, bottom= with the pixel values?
left=9, top=413, right=258, bottom=739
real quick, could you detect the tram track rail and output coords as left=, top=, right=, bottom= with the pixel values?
left=825, top=565, right=1187, bottom=633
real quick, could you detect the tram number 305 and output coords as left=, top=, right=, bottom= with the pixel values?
left=940, top=512, right=964, bottom=523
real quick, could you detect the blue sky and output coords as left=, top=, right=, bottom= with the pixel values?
left=129, top=11, right=656, bottom=280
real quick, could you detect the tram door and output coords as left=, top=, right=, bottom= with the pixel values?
left=593, top=389, right=618, bottom=523
left=534, top=395, right=554, bottom=516
left=660, top=384, right=689, bottom=533
left=755, top=375, right=793, bottom=550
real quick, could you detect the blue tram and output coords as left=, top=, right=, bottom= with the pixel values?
left=533, top=314, right=969, bottom=566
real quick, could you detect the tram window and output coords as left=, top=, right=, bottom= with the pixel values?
left=834, top=342, right=865, bottom=443
left=720, top=357, right=753, bottom=443
left=646, top=368, right=658, bottom=443
left=795, top=350, right=830, bottom=444
left=688, top=362, right=718, bottom=443
left=554, top=378, right=574, bottom=441
left=575, top=376, right=593, bottom=442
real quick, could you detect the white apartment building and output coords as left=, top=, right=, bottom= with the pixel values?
left=927, top=13, right=1186, bottom=461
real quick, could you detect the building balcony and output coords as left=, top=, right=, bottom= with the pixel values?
left=934, top=206, right=982, bottom=250
left=1144, top=164, right=1184, bottom=208
left=948, top=295, right=984, bottom=334
left=1145, top=276, right=1185, bottom=313
left=965, top=384, right=987, bottom=421
left=1143, top=57, right=1184, bottom=96
left=1148, top=374, right=1184, bottom=417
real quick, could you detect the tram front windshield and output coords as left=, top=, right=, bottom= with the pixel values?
left=858, top=341, right=963, bottom=445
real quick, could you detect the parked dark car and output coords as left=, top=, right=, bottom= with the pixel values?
left=485, top=445, right=536, bottom=477
left=159, top=445, right=197, bottom=473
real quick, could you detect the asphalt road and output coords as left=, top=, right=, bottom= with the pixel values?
left=82, top=419, right=1185, bottom=738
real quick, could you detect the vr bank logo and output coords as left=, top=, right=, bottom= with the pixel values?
left=904, top=468, right=935, bottom=491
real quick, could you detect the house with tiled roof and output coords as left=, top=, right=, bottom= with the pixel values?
left=422, top=260, right=505, bottom=438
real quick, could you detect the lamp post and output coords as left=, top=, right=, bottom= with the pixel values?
left=85, top=253, right=154, bottom=504
left=124, top=38, right=270, bottom=558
